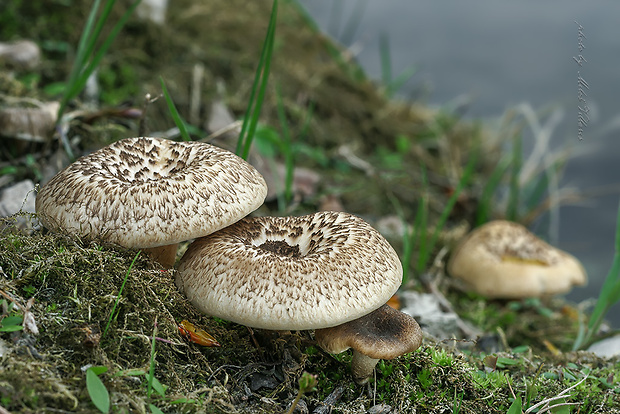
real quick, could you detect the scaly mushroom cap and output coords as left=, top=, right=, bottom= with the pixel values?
left=175, top=211, right=403, bottom=330
left=447, top=220, right=588, bottom=299
left=315, top=304, right=423, bottom=359
left=35, top=137, right=267, bottom=248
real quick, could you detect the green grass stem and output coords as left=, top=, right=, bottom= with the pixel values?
left=102, top=251, right=141, bottom=340
left=160, top=77, right=191, bottom=141
left=379, top=32, right=417, bottom=97
left=379, top=32, right=392, bottom=87
left=476, top=154, right=511, bottom=226
left=573, top=200, right=620, bottom=350
left=339, top=0, right=368, bottom=46
left=417, top=147, right=478, bottom=274
left=58, top=0, right=141, bottom=120
left=147, top=317, right=158, bottom=399
left=403, top=166, right=427, bottom=284
left=506, top=134, right=522, bottom=221
left=274, top=84, right=294, bottom=206
left=236, top=0, right=278, bottom=160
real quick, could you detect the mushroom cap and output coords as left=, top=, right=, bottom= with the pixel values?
left=315, top=304, right=423, bottom=360
left=447, top=220, right=588, bottom=299
left=35, top=137, right=267, bottom=248
left=175, top=211, right=403, bottom=330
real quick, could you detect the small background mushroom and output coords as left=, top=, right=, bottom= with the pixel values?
left=447, top=220, right=588, bottom=299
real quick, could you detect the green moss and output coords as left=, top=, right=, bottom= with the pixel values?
left=98, top=62, right=141, bottom=105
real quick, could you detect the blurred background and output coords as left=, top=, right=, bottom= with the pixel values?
left=299, top=0, right=620, bottom=324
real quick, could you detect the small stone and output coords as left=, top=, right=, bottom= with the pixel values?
left=368, top=403, right=393, bottom=414
left=249, top=372, right=279, bottom=391
left=136, top=0, right=169, bottom=24
left=587, top=335, right=620, bottom=358
left=400, top=291, right=460, bottom=340
left=375, top=215, right=409, bottom=240
left=0, top=338, right=10, bottom=358
left=0, top=180, right=37, bottom=228
left=0, top=40, right=41, bottom=70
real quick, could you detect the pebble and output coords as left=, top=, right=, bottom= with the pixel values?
left=367, top=403, right=393, bottom=414
left=0, top=179, right=36, bottom=220
left=400, top=291, right=461, bottom=340
left=136, top=0, right=169, bottom=24
left=587, top=335, right=620, bottom=358
left=0, top=40, right=41, bottom=70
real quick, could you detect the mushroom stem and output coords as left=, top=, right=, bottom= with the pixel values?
left=143, top=243, right=178, bottom=268
left=350, top=350, right=379, bottom=385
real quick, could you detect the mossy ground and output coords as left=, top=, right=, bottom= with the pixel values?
left=2, top=221, right=619, bottom=413
left=1, top=0, right=619, bottom=413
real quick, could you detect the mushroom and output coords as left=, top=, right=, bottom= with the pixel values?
left=315, top=304, right=422, bottom=384
left=447, top=220, right=587, bottom=299
left=35, top=136, right=268, bottom=267
left=175, top=211, right=403, bottom=330
left=175, top=211, right=417, bottom=383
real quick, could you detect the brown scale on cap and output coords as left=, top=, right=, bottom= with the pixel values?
left=36, top=137, right=267, bottom=267
left=175, top=211, right=403, bottom=331
left=481, top=221, right=563, bottom=266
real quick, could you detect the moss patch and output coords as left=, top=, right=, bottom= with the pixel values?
left=1, top=219, right=620, bottom=413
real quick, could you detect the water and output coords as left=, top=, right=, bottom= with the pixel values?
left=298, top=0, right=620, bottom=325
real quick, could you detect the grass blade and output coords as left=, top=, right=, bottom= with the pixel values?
left=65, top=0, right=103, bottom=103
left=573, top=200, right=620, bottom=350
left=506, top=395, right=522, bottom=414
left=86, top=367, right=110, bottom=413
left=417, top=147, right=478, bottom=274
left=506, top=134, right=522, bottom=221
left=386, top=65, right=417, bottom=97
left=58, top=0, right=141, bottom=119
left=160, top=77, right=191, bottom=141
left=289, top=1, right=366, bottom=82
left=388, top=167, right=427, bottom=286
left=415, top=174, right=430, bottom=276
left=379, top=32, right=392, bottom=87
left=339, top=0, right=367, bottom=46
left=236, top=0, right=278, bottom=159
left=149, top=404, right=165, bottom=414
left=379, top=32, right=417, bottom=97
left=147, top=317, right=158, bottom=399
left=64, top=1, right=141, bottom=108
left=274, top=84, right=293, bottom=206
left=102, top=251, right=141, bottom=339
left=327, top=0, right=344, bottom=39
left=476, top=155, right=510, bottom=226
left=403, top=166, right=427, bottom=284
